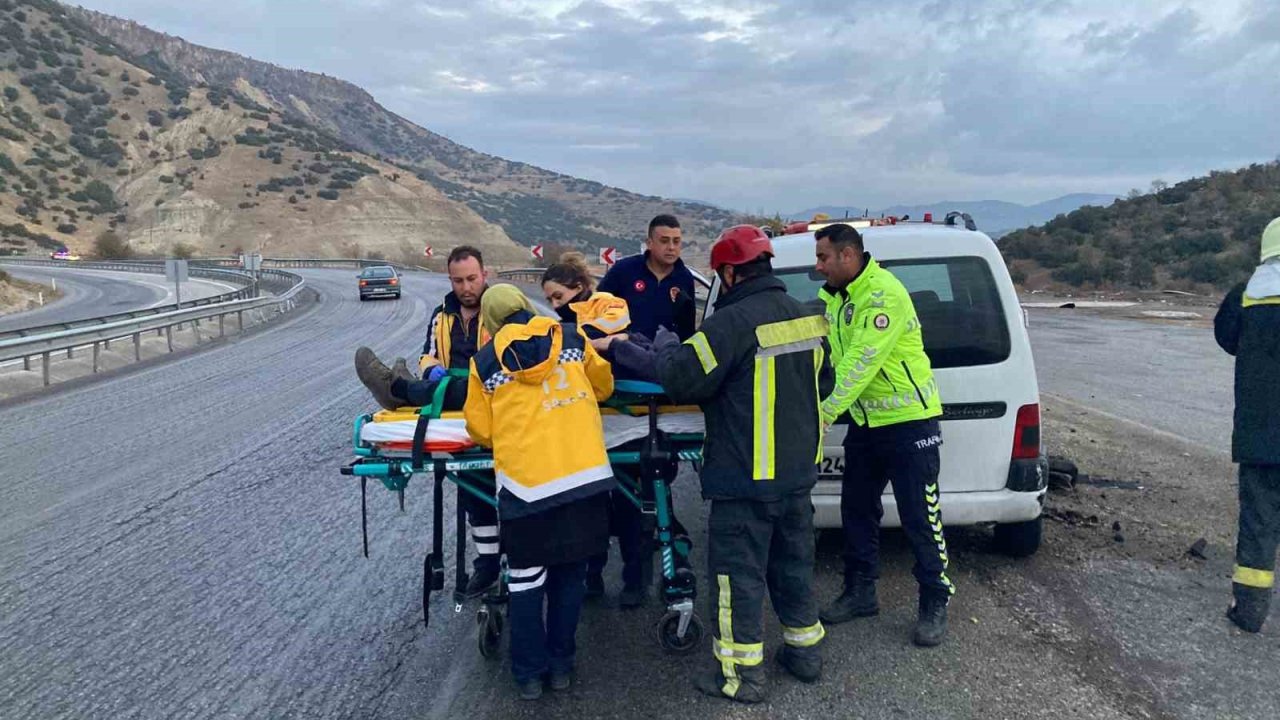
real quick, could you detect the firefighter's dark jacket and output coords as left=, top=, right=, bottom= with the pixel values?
left=656, top=274, right=833, bottom=500
left=1215, top=280, right=1280, bottom=465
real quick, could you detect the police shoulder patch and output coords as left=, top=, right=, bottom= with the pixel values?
left=873, top=313, right=890, bottom=330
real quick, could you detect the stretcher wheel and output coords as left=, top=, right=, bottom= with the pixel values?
left=656, top=610, right=703, bottom=655
left=477, top=605, right=504, bottom=659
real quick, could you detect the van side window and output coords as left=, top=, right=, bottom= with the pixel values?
left=775, top=257, right=1011, bottom=369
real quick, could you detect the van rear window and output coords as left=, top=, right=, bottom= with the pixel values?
left=776, top=257, right=1011, bottom=368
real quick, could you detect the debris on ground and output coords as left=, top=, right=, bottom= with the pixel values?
left=1187, top=538, right=1209, bottom=560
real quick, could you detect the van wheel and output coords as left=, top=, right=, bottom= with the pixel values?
left=994, top=517, right=1042, bottom=557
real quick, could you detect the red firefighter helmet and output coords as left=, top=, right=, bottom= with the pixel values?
left=710, top=224, right=774, bottom=271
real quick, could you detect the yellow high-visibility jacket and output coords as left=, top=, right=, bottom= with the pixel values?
left=464, top=315, right=615, bottom=519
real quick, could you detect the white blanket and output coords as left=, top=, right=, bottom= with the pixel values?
left=360, top=411, right=705, bottom=451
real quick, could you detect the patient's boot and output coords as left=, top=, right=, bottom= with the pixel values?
left=355, top=347, right=403, bottom=410
left=390, top=357, right=416, bottom=384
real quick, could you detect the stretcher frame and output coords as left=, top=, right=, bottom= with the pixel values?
left=340, top=379, right=707, bottom=656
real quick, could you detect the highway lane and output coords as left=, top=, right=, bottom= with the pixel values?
left=1026, top=310, right=1234, bottom=454
left=0, top=264, right=237, bottom=333
left=0, top=270, right=460, bottom=719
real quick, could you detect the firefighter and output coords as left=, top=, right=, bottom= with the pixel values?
left=813, top=223, right=953, bottom=647
left=1214, top=216, right=1280, bottom=633
left=654, top=225, right=831, bottom=703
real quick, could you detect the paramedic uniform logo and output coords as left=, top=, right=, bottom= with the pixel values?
left=634, top=280, right=647, bottom=292
left=874, top=313, right=890, bottom=330
left=843, top=304, right=855, bottom=325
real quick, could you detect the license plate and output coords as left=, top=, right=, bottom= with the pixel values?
left=819, top=455, right=844, bottom=476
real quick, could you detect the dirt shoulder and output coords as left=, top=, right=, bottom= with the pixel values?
left=0, top=270, right=62, bottom=316
left=982, top=394, right=1277, bottom=720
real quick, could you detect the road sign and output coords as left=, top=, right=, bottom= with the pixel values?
left=531, top=244, right=543, bottom=260
left=164, top=258, right=189, bottom=283
left=423, top=245, right=434, bottom=258
left=165, top=259, right=188, bottom=305
left=599, top=247, right=617, bottom=266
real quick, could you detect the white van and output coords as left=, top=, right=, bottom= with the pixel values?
left=703, top=220, right=1048, bottom=556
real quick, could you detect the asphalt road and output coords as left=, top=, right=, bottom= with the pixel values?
left=1027, top=310, right=1234, bottom=454
left=0, top=277, right=1259, bottom=720
left=0, top=264, right=237, bottom=333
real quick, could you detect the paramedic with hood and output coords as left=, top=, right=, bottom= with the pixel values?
left=598, top=214, right=697, bottom=340
left=1214, top=216, right=1280, bottom=634
left=655, top=225, right=831, bottom=704
left=813, top=223, right=953, bottom=648
left=463, top=284, right=615, bottom=700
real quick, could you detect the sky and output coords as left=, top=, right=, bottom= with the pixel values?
left=74, top=0, right=1280, bottom=214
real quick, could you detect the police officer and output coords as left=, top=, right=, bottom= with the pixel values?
left=655, top=225, right=831, bottom=703
left=813, top=223, right=954, bottom=647
left=1214, top=216, right=1280, bottom=633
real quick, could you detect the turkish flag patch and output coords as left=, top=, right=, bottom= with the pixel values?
left=634, top=280, right=647, bottom=292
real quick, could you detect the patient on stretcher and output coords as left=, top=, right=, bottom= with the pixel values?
left=353, top=282, right=656, bottom=413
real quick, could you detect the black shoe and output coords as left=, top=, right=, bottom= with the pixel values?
left=585, top=573, right=605, bottom=599
left=692, top=668, right=765, bottom=704
left=390, top=357, right=415, bottom=384
left=913, top=593, right=949, bottom=647
left=1227, top=582, right=1270, bottom=633
left=549, top=670, right=573, bottom=691
left=618, top=583, right=646, bottom=609
left=464, top=562, right=500, bottom=599
left=517, top=678, right=543, bottom=701
left=355, top=347, right=402, bottom=411
left=776, top=645, right=823, bottom=683
left=820, top=581, right=878, bottom=624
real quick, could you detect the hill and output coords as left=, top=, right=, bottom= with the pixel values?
left=0, top=0, right=534, bottom=263
left=999, top=162, right=1280, bottom=291
left=72, top=6, right=742, bottom=252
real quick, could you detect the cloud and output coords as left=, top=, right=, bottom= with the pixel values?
left=75, top=0, right=1280, bottom=212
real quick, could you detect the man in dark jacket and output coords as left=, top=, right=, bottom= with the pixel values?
left=655, top=225, right=833, bottom=703
left=1214, top=217, right=1280, bottom=633
left=598, top=214, right=697, bottom=340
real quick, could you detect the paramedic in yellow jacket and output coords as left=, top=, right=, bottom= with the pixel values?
left=463, top=284, right=616, bottom=701
left=541, top=253, right=655, bottom=606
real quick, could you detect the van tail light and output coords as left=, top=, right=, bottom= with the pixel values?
left=1012, top=403, right=1041, bottom=460
left=389, top=278, right=398, bottom=285
left=359, top=280, right=367, bottom=287
left=923, top=212, right=933, bottom=223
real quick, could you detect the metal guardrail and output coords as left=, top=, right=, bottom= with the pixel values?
left=0, top=270, right=309, bottom=387
left=184, top=257, right=430, bottom=273
left=0, top=258, right=268, bottom=340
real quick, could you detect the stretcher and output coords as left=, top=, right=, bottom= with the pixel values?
left=340, top=376, right=708, bottom=657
